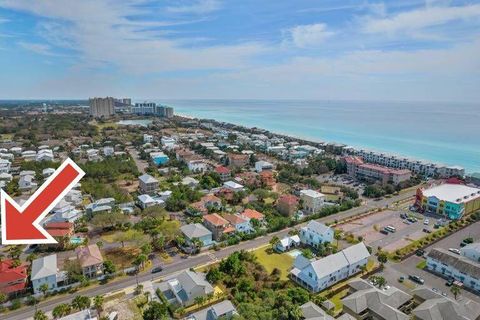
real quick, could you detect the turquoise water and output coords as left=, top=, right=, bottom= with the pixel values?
left=70, top=236, right=84, bottom=244
left=118, top=119, right=152, bottom=127
left=160, top=99, right=480, bottom=173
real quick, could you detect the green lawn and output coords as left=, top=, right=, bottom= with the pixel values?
left=253, top=246, right=294, bottom=281
left=416, top=260, right=427, bottom=269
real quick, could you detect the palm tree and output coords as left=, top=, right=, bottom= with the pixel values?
left=334, top=231, right=342, bottom=250
left=39, top=283, right=49, bottom=298
left=52, top=303, right=72, bottom=319
left=26, top=253, right=38, bottom=264
left=93, top=295, right=104, bottom=316
left=376, top=276, right=387, bottom=288
left=33, top=310, right=48, bottom=320
left=450, top=284, right=461, bottom=300
left=71, top=295, right=91, bottom=310
left=269, top=236, right=280, bottom=249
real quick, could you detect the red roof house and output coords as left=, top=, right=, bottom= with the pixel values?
left=0, top=260, right=28, bottom=295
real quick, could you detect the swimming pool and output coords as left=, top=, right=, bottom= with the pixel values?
left=287, top=249, right=303, bottom=258
left=70, top=237, right=84, bottom=244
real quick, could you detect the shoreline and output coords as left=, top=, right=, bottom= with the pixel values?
left=173, top=112, right=471, bottom=175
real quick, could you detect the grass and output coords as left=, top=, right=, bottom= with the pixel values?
left=416, top=260, right=427, bottom=270
left=104, top=247, right=142, bottom=269
left=328, top=288, right=349, bottom=314
left=90, top=120, right=119, bottom=129
left=253, top=246, right=294, bottom=281
left=101, top=231, right=120, bottom=243
left=0, top=133, right=13, bottom=141
left=181, top=286, right=224, bottom=315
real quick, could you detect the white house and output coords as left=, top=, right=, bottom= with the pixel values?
left=0, top=159, right=11, bottom=174
left=31, top=254, right=59, bottom=294
left=42, top=167, right=56, bottom=178
left=36, top=149, right=54, bottom=162
left=22, top=150, right=37, bottom=161
left=50, top=199, right=82, bottom=222
left=188, top=159, right=207, bottom=173
left=300, top=189, right=326, bottom=214
left=164, top=270, right=214, bottom=306
left=461, top=243, right=480, bottom=262
left=144, top=134, right=154, bottom=143
left=223, top=181, right=245, bottom=192
left=275, top=235, right=301, bottom=252
left=137, top=194, right=164, bottom=209
left=300, top=221, right=334, bottom=247
left=19, top=174, right=37, bottom=191
left=103, top=146, right=114, bottom=156
left=290, top=242, right=370, bottom=293
left=255, top=160, right=273, bottom=172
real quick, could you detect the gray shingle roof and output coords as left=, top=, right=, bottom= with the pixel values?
left=304, top=220, right=332, bottom=236
left=300, top=301, right=334, bottom=320
left=31, top=254, right=57, bottom=281
left=427, top=248, right=480, bottom=279
left=181, top=223, right=212, bottom=239
left=177, top=270, right=214, bottom=300
left=139, top=173, right=158, bottom=184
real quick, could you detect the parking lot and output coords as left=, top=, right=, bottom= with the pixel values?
left=378, top=221, right=480, bottom=304
left=336, top=208, right=430, bottom=253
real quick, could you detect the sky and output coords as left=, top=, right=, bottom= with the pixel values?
left=0, top=0, right=479, bottom=102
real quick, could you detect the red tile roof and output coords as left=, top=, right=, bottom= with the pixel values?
left=278, top=194, right=299, bottom=206
left=0, top=260, right=28, bottom=294
left=223, top=226, right=236, bottom=233
left=224, top=214, right=247, bottom=225
left=215, top=166, right=230, bottom=174
left=242, top=209, right=264, bottom=220
left=203, top=213, right=229, bottom=226
left=45, top=222, right=73, bottom=230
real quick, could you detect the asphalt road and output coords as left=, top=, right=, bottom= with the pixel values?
left=4, top=190, right=415, bottom=320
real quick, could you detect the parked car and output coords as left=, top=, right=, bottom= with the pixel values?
left=380, top=229, right=389, bottom=235
left=416, top=249, right=425, bottom=256
left=409, top=275, right=425, bottom=284
left=448, top=248, right=461, bottom=255
left=398, top=276, right=405, bottom=282
left=151, top=266, right=163, bottom=273
left=407, top=217, right=417, bottom=223
left=446, top=278, right=454, bottom=286
left=400, top=213, right=408, bottom=219
left=423, top=219, right=429, bottom=225
left=423, top=228, right=432, bottom=233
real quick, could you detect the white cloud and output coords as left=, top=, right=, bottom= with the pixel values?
left=286, top=23, right=334, bottom=48
left=18, top=41, right=56, bottom=55
left=363, top=4, right=480, bottom=34
left=0, top=0, right=263, bottom=73
left=166, top=0, right=221, bottom=14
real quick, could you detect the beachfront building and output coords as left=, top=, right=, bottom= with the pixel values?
left=300, top=189, right=326, bottom=214
left=138, top=173, right=159, bottom=194
left=290, top=242, right=370, bottom=293
left=299, top=221, right=334, bottom=247
left=353, top=149, right=465, bottom=178
left=343, top=156, right=412, bottom=185
left=426, top=248, right=480, bottom=292
left=132, top=101, right=155, bottom=115
left=415, top=183, right=480, bottom=219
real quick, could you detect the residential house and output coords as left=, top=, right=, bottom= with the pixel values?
left=150, top=151, right=169, bottom=166
left=180, top=223, right=213, bottom=247
left=215, top=166, right=231, bottom=181
left=300, top=221, right=334, bottom=248
left=426, top=248, right=480, bottom=292
left=18, top=173, right=37, bottom=191
left=290, top=242, right=370, bottom=293
left=42, top=167, right=56, bottom=178
left=203, top=213, right=235, bottom=241
left=50, top=199, right=81, bottom=223
left=184, top=300, right=238, bottom=320
left=277, top=194, right=299, bottom=216
left=240, top=209, right=265, bottom=223
left=259, top=170, right=275, bottom=187
left=224, top=214, right=252, bottom=233
left=85, top=198, right=115, bottom=216
left=31, top=254, right=60, bottom=294
left=227, top=153, right=249, bottom=168
left=176, top=149, right=195, bottom=162
left=0, top=172, right=12, bottom=188
left=21, top=150, right=37, bottom=161
left=299, top=301, right=334, bottom=320
left=137, top=194, right=164, bottom=209
left=139, top=173, right=159, bottom=194
left=342, top=279, right=413, bottom=320
left=255, top=160, right=273, bottom=172
left=275, top=235, right=301, bottom=252
left=188, top=159, right=207, bottom=173
left=300, top=189, right=326, bottom=214
left=144, top=134, right=154, bottom=143
left=0, top=260, right=28, bottom=296
left=103, top=146, right=114, bottom=156
left=44, top=222, right=74, bottom=248
left=223, top=181, right=244, bottom=192
left=75, top=244, right=104, bottom=279
left=0, top=158, right=11, bottom=174
left=163, top=270, right=214, bottom=307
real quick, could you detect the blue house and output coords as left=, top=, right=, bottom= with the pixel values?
left=300, top=221, right=334, bottom=248
left=150, top=151, right=169, bottom=166
left=180, top=223, right=213, bottom=247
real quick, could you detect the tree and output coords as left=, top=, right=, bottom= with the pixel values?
left=143, top=301, right=168, bottom=320
left=114, top=229, right=148, bottom=248
left=376, top=276, right=387, bottom=288
left=71, top=295, right=91, bottom=310
left=133, top=254, right=148, bottom=270
left=27, top=253, right=39, bottom=263
left=269, top=236, right=280, bottom=248
left=103, top=260, right=117, bottom=274
left=33, top=310, right=48, bottom=320
left=377, top=252, right=388, bottom=264
left=8, top=245, right=22, bottom=259
left=450, top=284, right=461, bottom=300
left=90, top=212, right=128, bottom=230
left=52, top=303, right=72, bottom=318
left=93, top=295, right=104, bottom=316
left=39, top=283, right=50, bottom=297
left=0, top=292, right=7, bottom=304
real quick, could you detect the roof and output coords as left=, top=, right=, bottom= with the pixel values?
left=31, top=254, right=57, bottom=281
left=45, top=222, right=73, bottom=230
left=343, top=242, right=371, bottom=265
left=300, top=189, right=325, bottom=198
left=177, top=270, right=214, bottom=298
left=427, top=248, right=480, bottom=279
left=75, top=244, right=104, bottom=268
left=185, top=300, right=237, bottom=320
left=0, top=260, right=28, bottom=293
left=300, top=301, right=334, bottom=320
left=223, top=214, right=247, bottom=225
left=278, top=194, right=299, bottom=205
left=138, top=173, right=158, bottom=184
left=279, top=235, right=300, bottom=247
left=203, top=213, right=229, bottom=226
left=138, top=194, right=155, bottom=203
left=181, top=223, right=212, bottom=239
left=223, top=180, right=244, bottom=189
left=422, top=183, right=480, bottom=203
left=342, top=280, right=411, bottom=320
left=462, top=242, right=480, bottom=254
left=215, top=166, right=230, bottom=174
left=241, top=208, right=264, bottom=220
left=303, top=221, right=332, bottom=236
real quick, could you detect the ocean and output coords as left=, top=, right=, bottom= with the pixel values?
left=159, top=99, right=480, bottom=174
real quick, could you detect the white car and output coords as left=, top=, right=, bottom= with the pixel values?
left=448, top=248, right=461, bottom=255
left=423, top=219, right=429, bottom=225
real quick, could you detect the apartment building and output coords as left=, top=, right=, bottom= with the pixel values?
left=89, top=97, right=115, bottom=118
left=300, top=189, right=326, bottom=214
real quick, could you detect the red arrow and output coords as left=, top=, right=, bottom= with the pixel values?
left=1, top=158, right=84, bottom=245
